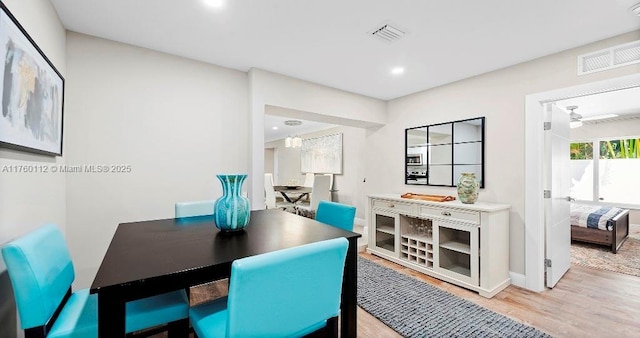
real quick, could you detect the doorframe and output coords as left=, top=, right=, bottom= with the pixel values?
left=524, top=73, right=640, bottom=292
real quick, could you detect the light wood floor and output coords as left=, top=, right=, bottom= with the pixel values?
left=359, top=252, right=640, bottom=337
left=164, top=252, right=640, bottom=337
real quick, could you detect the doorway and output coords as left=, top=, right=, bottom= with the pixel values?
left=264, top=114, right=337, bottom=188
left=524, top=73, right=640, bottom=292
left=262, top=107, right=371, bottom=239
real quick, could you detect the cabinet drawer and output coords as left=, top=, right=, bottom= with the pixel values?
left=420, top=206, right=479, bottom=224
left=372, top=199, right=413, bottom=213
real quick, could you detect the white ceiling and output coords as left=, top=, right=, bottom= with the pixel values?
left=556, top=86, right=640, bottom=119
left=264, top=115, right=335, bottom=143
left=51, top=0, right=640, bottom=101
left=266, top=88, right=640, bottom=142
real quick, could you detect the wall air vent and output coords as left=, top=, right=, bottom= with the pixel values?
left=578, top=40, right=640, bottom=75
left=369, top=23, right=406, bottom=43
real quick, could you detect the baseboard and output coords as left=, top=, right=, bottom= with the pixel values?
left=478, top=278, right=511, bottom=298
left=509, top=271, right=526, bottom=288
left=354, top=218, right=368, bottom=252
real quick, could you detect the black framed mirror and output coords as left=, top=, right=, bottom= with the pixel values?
left=405, top=117, right=485, bottom=187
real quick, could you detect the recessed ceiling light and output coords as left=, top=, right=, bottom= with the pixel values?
left=203, top=0, right=225, bottom=9
left=391, top=67, right=405, bottom=75
left=272, top=126, right=278, bottom=130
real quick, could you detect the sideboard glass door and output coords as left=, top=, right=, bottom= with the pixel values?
left=372, top=210, right=397, bottom=255
left=434, top=221, right=479, bottom=285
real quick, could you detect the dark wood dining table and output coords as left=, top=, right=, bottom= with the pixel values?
left=273, top=185, right=312, bottom=203
left=90, top=209, right=360, bottom=337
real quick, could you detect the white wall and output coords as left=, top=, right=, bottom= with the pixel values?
left=366, top=30, right=640, bottom=276
left=318, top=127, right=366, bottom=216
left=0, top=0, right=66, bottom=263
left=264, top=148, right=275, bottom=176
left=265, top=125, right=367, bottom=218
left=265, top=140, right=304, bottom=186
left=65, top=32, right=249, bottom=288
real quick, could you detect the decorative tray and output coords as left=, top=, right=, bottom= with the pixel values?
left=401, top=193, right=456, bottom=202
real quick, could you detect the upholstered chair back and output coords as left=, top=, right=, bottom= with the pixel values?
left=1, top=224, right=74, bottom=329
left=316, top=200, right=356, bottom=231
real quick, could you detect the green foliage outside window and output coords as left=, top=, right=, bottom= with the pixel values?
left=571, top=139, right=640, bottom=160
left=600, top=138, right=640, bottom=159
left=570, top=142, right=593, bottom=160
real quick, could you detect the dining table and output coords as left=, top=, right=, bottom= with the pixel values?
left=90, top=209, right=360, bottom=337
left=273, top=185, right=312, bottom=203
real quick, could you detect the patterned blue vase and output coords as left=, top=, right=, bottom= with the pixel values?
left=214, top=174, right=250, bottom=232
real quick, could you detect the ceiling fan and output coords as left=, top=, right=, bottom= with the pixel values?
left=568, top=106, right=582, bottom=129
left=567, top=105, right=618, bottom=129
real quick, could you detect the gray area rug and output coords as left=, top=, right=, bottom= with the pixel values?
left=357, top=257, right=552, bottom=338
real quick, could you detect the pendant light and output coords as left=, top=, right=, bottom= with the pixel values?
left=284, top=120, right=303, bottom=148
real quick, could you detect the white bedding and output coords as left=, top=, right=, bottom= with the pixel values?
left=570, top=204, right=625, bottom=231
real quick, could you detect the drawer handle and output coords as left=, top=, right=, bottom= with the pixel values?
left=441, top=211, right=451, bottom=216
left=388, top=204, right=395, bottom=208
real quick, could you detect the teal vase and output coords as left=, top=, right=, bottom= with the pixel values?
left=457, top=173, right=479, bottom=204
left=214, top=174, right=250, bottom=232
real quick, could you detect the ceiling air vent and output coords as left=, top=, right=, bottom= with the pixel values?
left=369, top=23, right=406, bottom=43
left=613, top=41, right=640, bottom=65
left=578, top=40, right=640, bottom=75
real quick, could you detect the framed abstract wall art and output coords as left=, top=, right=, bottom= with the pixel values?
left=0, top=2, right=64, bottom=156
left=301, top=133, right=343, bottom=174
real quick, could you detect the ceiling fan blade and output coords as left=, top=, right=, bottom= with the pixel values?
left=580, top=114, right=618, bottom=122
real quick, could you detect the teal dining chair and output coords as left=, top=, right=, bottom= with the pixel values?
left=315, top=200, right=356, bottom=231
left=175, top=200, right=229, bottom=304
left=189, top=237, right=349, bottom=337
left=1, top=224, right=189, bottom=338
left=175, top=200, right=216, bottom=218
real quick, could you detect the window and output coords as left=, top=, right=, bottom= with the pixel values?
left=570, top=137, right=640, bottom=206
left=570, top=142, right=594, bottom=201
left=570, top=142, right=593, bottom=160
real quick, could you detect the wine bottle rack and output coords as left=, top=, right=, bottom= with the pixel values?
left=400, top=234, right=433, bottom=269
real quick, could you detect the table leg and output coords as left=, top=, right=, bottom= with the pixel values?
left=98, top=292, right=125, bottom=337
left=341, top=237, right=357, bottom=338
left=279, top=191, right=293, bottom=203
left=287, top=193, right=309, bottom=204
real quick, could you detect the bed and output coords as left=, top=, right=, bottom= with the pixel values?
left=570, top=204, right=630, bottom=253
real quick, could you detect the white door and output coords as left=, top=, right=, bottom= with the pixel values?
left=544, top=103, right=571, bottom=288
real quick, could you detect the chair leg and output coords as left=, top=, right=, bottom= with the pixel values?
left=167, top=318, right=189, bottom=338
left=185, top=287, right=191, bottom=302
left=302, top=316, right=338, bottom=338
left=326, top=316, right=338, bottom=338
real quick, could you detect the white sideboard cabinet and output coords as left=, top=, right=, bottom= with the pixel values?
left=367, top=194, right=510, bottom=298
